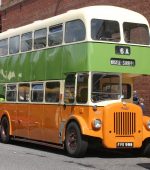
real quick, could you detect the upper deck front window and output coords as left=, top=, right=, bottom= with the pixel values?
left=91, top=19, right=120, bottom=42
left=123, top=22, right=149, bottom=45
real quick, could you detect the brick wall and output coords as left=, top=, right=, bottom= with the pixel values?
left=1, top=0, right=150, bottom=115
left=1, top=0, right=150, bottom=31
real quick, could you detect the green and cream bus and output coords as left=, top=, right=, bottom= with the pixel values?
left=0, top=6, right=150, bottom=157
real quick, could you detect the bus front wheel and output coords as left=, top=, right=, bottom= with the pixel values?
left=142, top=140, right=150, bottom=157
left=65, top=122, right=88, bottom=157
left=0, top=116, right=10, bottom=143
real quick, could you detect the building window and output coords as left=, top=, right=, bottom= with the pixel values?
left=9, top=35, right=20, bottom=54
left=64, top=74, right=75, bottom=103
left=48, top=25, right=63, bottom=46
left=21, top=32, right=32, bottom=52
left=18, top=83, right=30, bottom=102
left=31, top=83, right=44, bottom=102
left=6, top=84, right=17, bottom=101
left=65, top=20, right=85, bottom=43
left=0, top=39, right=8, bottom=56
left=34, top=28, right=47, bottom=49
left=45, top=82, right=60, bottom=103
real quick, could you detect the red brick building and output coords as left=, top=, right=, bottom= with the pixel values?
left=0, top=0, right=150, bottom=115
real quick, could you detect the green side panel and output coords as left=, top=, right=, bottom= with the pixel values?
left=7, top=54, right=20, bottom=83
left=0, top=84, right=5, bottom=98
left=62, top=43, right=88, bottom=78
left=45, top=47, right=62, bottom=80
left=18, top=53, right=32, bottom=82
left=0, top=42, right=150, bottom=83
left=30, top=50, right=46, bottom=81
left=88, top=43, right=150, bottom=75
left=0, top=57, right=8, bottom=83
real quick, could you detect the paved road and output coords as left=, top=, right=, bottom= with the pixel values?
left=0, top=141, right=149, bottom=170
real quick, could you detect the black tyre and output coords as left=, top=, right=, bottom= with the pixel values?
left=65, top=122, right=88, bottom=157
left=142, top=142, right=150, bottom=157
left=0, top=117, right=10, bottom=143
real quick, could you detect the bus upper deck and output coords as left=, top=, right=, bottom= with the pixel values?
left=0, top=6, right=149, bottom=83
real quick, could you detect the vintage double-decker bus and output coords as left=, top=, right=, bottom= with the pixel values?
left=0, top=6, right=150, bottom=157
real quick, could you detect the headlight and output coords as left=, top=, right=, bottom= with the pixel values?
left=92, top=119, right=102, bottom=130
left=147, top=121, right=150, bottom=130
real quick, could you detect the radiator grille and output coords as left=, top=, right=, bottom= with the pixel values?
left=114, top=112, right=136, bottom=136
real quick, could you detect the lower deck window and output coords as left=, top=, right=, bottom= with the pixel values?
left=45, top=82, right=60, bottom=103
left=31, top=83, right=44, bottom=102
left=76, top=73, right=88, bottom=104
left=18, top=83, right=30, bottom=102
left=6, top=84, right=17, bottom=101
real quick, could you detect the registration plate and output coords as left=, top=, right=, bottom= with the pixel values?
left=110, top=58, right=135, bottom=66
left=117, top=142, right=133, bottom=148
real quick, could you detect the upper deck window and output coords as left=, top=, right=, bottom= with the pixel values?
left=0, top=39, right=8, bottom=56
left=123, top=22, right=149, bottom=45
left=34, top=28, right=47, bottom=49
left=48, top=25, right=63, bottom=46
left=91, top=19, right=120, bottom=42
left=9, top=35, right=20, bottom=54
left=21, top=32, right=32, bottom=52
left=65, top=20, right=85, bottom=43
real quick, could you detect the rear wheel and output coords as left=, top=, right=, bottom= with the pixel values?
left=0, top=117, right=10, bottom=143
left=65, top=122, right=88, bottom=157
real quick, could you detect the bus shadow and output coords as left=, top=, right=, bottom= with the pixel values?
left=137, top=163, right=150, bottom=170
left=10, top=140, right=66, bottom=156
left=9, top=140, right=144, bottom=159
left=86, top=148, right=140, bottom=158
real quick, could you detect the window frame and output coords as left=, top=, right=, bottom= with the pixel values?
left=48, top=24, right=63, bottom=47
left=45, top=81, right=60, bottom=103
left=65, top=19, right=86, bottom=43
left=76, top=73, right=89, bottom=104
left=18, top=83, right=30, bottom=102
left=91, top=19, right=120, bottom=42
left=123, top=22, right=150, bottom=45
left=9, top=35, right=20, bottom=54
left=21, top=32, right=33, bottom=52
left=34, top=28, right=47, bottom=50
left=0, top=38, right=8, bottom=57
left=64, top=73, right=76, bottom=104
left=31, top=82, right=44, bottom=103
left=91, top=73, right=122, bottom=103
left=6, top=84, right=17, bottom=102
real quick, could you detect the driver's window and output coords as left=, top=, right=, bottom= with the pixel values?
left=64, top=74, right=75, bottom=104
left=91, top=74, right=121, bottom=102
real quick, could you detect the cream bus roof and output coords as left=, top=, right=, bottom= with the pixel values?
left=0, top=5, right=149, bottom=39
left=67, top=5, right=149, bottom=24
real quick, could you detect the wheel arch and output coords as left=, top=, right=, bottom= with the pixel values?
left=63, top=115, right=88, bottom=142
left=141, top=137, right=150, bottom=156
left=0, top=111, right=12, bottom=135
